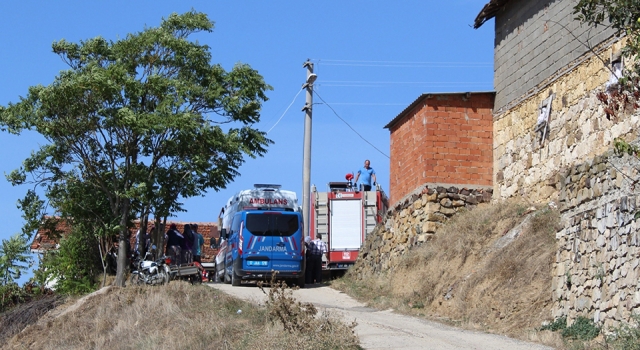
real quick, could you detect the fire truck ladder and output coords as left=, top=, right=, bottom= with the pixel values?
left=363, top=191, right=378, bottom=237
left=314, top=189, right=329, bottom=239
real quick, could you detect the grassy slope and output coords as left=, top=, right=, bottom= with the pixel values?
left=333, top=200, right=564, bottom=347
left=2, top=281, right=360, bottom=350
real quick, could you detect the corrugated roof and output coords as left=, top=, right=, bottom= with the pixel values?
left=474, top=0, right=510, bottom=29
left=384, top=91, right=495, bottom=130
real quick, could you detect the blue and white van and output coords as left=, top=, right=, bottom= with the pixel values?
left=213, top=184, right=305, bottom=287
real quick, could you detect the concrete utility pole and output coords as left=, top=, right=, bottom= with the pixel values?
left=302, top=60, right=316, bottom=239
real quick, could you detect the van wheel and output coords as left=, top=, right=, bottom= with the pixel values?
left=231, top=268, right=241, bottom=286
left=224, top=265, right=231, bottom=284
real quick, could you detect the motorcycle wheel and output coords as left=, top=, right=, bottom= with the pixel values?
left=163, top=266, right=171, bottom=285
left=130, top=272, right=144, bottom=286
left=158, top=270, right=169, bottom=285
left=191, top=271, right=203, bottom=285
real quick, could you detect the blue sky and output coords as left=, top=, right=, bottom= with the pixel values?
left=0, top=1, right=494, bottom=281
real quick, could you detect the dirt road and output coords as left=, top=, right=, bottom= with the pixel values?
left=208, top=283, right=552, bottom=349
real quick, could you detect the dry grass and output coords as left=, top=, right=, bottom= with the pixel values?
left=333, top=199, right=564, bottom=348
left=4, top=281, right=360, bottom=350
left=259, top=279, right=359, bottom=349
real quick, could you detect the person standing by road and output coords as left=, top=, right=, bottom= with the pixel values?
left=192, top=224, right=204, bottom=263
left=310, top=233, right=328, bottom=284
left=165, top=223, right=184, bottom=264
left=304, top=236, right=316, bottom=285
left=354, top=159, right=377, bottom=191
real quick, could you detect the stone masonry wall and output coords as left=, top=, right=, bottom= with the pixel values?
left=493, top=40, right=638, bottom=204
left=351, top=184, right=492, bottom=277
left=553, top=150, right=640, bottom=329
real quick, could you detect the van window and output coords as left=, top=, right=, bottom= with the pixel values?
left=231, top=213, right=242, bottom=235
left=245, top=213, right=299, bottom=237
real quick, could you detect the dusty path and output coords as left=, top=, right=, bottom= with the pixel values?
left=208, top=282, right=553, bottom=350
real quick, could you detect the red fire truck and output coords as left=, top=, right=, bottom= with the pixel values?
left=310, top=175, right=388, bottom=275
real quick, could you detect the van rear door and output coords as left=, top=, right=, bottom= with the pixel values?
left=243, top=212, right=302, bottom=273
left=270, top=212, right=302, bottom=273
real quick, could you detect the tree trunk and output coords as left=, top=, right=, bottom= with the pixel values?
left=114, top=199, right=130, bottom=287
left=97, top=239, right=107, bottom=288
left=139, top=209, right=149, bottom=259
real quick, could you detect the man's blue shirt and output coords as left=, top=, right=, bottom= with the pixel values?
left=358, top=167, right=375, bottom=185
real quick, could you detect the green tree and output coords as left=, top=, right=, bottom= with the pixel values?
left=0, top=234, right=32, bottom=286
left=40, top=227, right=102, bottom=294
left=0, top=11, right=273, bottom=287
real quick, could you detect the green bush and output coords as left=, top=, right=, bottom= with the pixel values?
left=0, top=283, right=28, bottom=312
left=561, top=316, right=600, bottom=341
left=541, top=316, right=567, bottom=332
left=541, top=316, right=600, bottom=341
left=606, top=314, right=640, bottom=350
left=41, top=228, right=102, bottom=294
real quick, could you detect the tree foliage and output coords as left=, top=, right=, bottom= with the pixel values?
left=0, top=234, right=32, bottom=286
left=0, top=11, right=273, bottom=286
left=40, top=227, right=102, bottom=295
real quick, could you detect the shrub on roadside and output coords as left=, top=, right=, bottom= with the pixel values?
left=0, top=283, right=28, bottom=313
left=40, top=228, right=102, bottom=295
left=259, top=279, right=360, bottom=349
left=605, top=314, right=640, bottom=350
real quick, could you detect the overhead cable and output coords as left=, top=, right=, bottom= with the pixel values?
left=266, top=89, right=303, bottom=134
left=313, top=90, right=390, bottom=159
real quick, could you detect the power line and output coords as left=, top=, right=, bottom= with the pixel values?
left=318, top=63, right=492, bottom=68
left=313, top=90, right=390, bottom=159
left=317, top=82, right=492, bottom=88
left=266, top=89, right=303, bottom=134
left=322, top=103, right=407, bottom=106
left=313, top=58, right=492, bottom=65
left=320, top=80, right=491, bottom=84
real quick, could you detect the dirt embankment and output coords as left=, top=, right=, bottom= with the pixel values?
left=335, top=200, right=563, bottom=347
left=1, top=281, right=359, bottom=350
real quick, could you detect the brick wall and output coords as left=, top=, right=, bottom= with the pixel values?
left=385, top=92, right=494, bottom=205
left=31, top=219, right=220, bottom=262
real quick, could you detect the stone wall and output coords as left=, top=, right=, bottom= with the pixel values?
left=493, top=40, right=638, bottom=204
left=553, top=150, right=640, bottom=329
left=351, top=184, right=492, bottom=277
left=491, top=31, right=640, bottom=328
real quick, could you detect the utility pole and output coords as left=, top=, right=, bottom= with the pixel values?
left=302, top=59, right=316, bottom=239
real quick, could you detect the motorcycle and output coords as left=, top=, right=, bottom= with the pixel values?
left=129, top=245, right=171, bottom=286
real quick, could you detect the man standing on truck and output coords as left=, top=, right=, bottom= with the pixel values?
left=354, top=159, right=377, bottom=191
left=310, top=233, right=328, bottom=284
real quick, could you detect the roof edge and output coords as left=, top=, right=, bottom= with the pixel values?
left=384, top=91, right=495, bottom=130
left=474, top=0, right=510, bottom=29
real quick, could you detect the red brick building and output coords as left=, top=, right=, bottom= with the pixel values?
left=384, top=92, right=494, bottom=205
left=30, top=219, right=220, bottom=262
